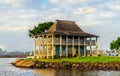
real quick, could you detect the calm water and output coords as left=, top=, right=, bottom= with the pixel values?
left=0, top=58, right=120, bottom=76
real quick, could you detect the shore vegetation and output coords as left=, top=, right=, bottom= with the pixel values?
left=26, top=56, right=120, bottom=63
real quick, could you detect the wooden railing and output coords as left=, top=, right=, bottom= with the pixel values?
left=74, top=39, right=78, bottom=45
left=80, top=39, right=84, bottom=45
left=91, top=40, right=96, bottom=45
left=86, top=40, right=90, bottom=45
left=36, top=38, right=96, bottom=46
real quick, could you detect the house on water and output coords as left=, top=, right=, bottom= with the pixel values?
left=33, top=20, right=99, bottom=59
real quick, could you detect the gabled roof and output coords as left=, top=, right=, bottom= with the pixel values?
left=48, top=20, right=84, bottom=33
left=42, top=20, right=99, bottom=37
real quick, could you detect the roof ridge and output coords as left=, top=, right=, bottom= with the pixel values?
left=56, top=20, right=75, bottom=23
left=55, top=30, right=84, bottom=33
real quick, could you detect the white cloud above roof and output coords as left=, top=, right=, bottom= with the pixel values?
left=0, top=0, right=120, bottom=51
left=0, top=0, right=26, bottom=7
left=0, top=26, right=29, bottom=32
left=73, top=7, right=95, bottom=15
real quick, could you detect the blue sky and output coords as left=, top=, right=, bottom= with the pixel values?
left=0, top=0, right=120, bottom=51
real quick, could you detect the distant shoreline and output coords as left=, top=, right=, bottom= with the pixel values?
left=0, top=55, right=27, bottom=58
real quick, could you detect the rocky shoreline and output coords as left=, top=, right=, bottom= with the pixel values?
left=12, top=59, right=120, bottom=70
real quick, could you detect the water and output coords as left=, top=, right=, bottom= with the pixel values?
left=0, top=58, right=120, bottom=76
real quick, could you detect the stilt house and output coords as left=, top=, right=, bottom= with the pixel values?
left=33, top=20, right=99, bottom=59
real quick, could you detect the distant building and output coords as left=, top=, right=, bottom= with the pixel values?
left=0, top=51, right=7, bottom=56
left=33, top=20, right=99, bottom=59
left=105, top=50, right=119, bottom=56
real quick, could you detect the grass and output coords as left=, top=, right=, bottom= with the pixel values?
left=26, top=56, right=120, bottom=63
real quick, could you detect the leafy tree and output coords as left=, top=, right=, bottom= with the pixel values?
left=29, top=22, right=53, bottom=38
left=110, top=37, right=120, bottom=50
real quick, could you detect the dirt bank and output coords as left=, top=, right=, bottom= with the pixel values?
left=12, top=59, right=120, bottom=70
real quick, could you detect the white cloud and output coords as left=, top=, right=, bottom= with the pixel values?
left=111, top=5, right=120, bottom=11
left=49, top=0, right=59, bottom=3
left=0, top=0, right=26, bottom=7
left=49, top=0, right=86, bottom=4
left=72, top=0, right=119, bottom=26
left=0, top=9, right=39, bottom=20
left=99, top=11, right=116, bottom=18
left=97, top=0, right=120, bottom=12
left=73, top=7, right=95, bottom=15
left=49, top=8, right=60, bottom=12
left=0, top=26, right=29, bottom=32
left=109, top=2, right=120, bottom=12
left=0, top=8, right=41, bottom=29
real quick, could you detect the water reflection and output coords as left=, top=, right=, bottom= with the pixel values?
left=1, top=58, right=120, bottom=76
left=34, top=69, right=120, bottom=76
left=34, top=69, right=56, bottom=76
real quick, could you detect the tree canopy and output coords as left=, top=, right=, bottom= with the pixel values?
left=29, top=22, right=53, bottom=38
left=110, top=37, right=120, bottom=50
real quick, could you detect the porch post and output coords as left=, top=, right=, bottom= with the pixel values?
left=72, top=36, right=75, bottom=57
left=47, top=35, right=49, bottom=59
left=54, top=36, right=56, bottom=57
left=33, top=36, right=36, bottom=58
left=60, top=35, right=62, bottom=58
left=38, top=36, right=40, bottom=58
left=66, top=35, right=68, bottom=57
left=84, top=36, right=86, bottom=56
left=42, top=35, right=44, bottom=58
left=52, top=34, right=54, bottom=59
left=96, top=37, right=98, bottom=55
left=90, top=37, right=92, bottom=55
left=78, top=36, right=81, bottom=56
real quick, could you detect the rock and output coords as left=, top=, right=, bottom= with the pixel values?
left=115, top=63, right=120, bottom=68
left=13, top=59, right=36, bottom=68
left=11, top=59, right=21, bottom=65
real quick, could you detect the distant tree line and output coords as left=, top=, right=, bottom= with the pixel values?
left=7, top=51, right=32, bottom=56
left=0, top=48, right=6, bottom=51
left=0, top=49, right=33, bottom=57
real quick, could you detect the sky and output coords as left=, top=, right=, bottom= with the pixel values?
left=0, top=0, right=120, bottom=52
